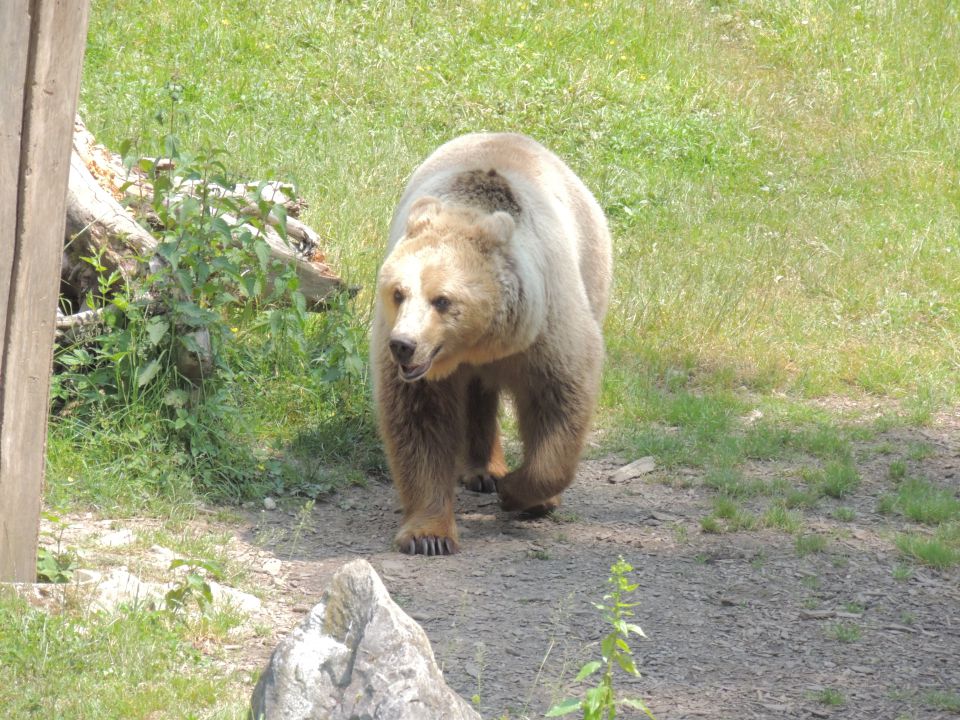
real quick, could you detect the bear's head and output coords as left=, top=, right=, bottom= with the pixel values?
left=377, top=197, right=517, bottom=382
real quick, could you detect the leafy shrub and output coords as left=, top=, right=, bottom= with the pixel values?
left=51, top=133, right=357, bottom=502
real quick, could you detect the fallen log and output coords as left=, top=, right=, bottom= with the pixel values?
left=63, top=145, right=156, bottom=298
left=61, top=117, right=344, bottom=316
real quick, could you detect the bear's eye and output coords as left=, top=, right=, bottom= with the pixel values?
left=432, top=296, right=451, bottom=314
left=393, top=288, right=405, bottom=305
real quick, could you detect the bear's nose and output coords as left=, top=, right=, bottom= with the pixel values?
left=389, top=337, right=417, bottom=364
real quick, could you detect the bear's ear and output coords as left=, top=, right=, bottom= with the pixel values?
left=480, top=211, right=515, bottom=247
left=405, top=196, right=443, bottom=238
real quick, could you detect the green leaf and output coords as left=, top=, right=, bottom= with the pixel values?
left=209, top=216, right=233, bottom=241
left=583, top=686, right=607, bottom=715
left=545, top=699, right=581, bottom=717
left=575, top=660, right=603, bottom=681
left=163, top=389, right=188, bottom=408
left=270, top=203, right=288, bottom=239
left=136, top=358, right=162, bottom=387
left=620, top=697, right=657, bottom=719
left=601, top=633, right=616, bottom=661
left=625, top=623, right=647, bottom=637
left=254, top=238, right=271, bottom=270
left=146, top=316, right=170, bottom=346
left=615, top=652, right=640, bottom=677
left=163, top=134, right=179, bottom=161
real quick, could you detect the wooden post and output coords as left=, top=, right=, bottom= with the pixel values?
left=1, top=0, right=91, bottom=581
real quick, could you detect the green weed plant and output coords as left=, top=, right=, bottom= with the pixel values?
left=547, top=557, right=655, bottom=720
left=35, top=513, right=78, bottom=584
left=164, top=558, right=224, bottom=614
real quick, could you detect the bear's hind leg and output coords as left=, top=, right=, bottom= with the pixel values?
left=378, top=365, right=464, bottom=556
left=460, top=378, right=507, bottom=494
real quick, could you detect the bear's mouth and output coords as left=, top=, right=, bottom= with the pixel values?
left=399, top=346, right=442, bottom=382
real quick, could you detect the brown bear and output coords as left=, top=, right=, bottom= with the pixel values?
left=372, top=133, right=611, bottom=555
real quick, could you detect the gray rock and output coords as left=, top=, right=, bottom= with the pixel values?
left=609, top=456, right=656, bottom=483
left=250, top=558, right=480, bottom=720
left=97, top=528, right=136, bottom=548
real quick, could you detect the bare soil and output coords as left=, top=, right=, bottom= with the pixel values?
left=42, top=417, right=959, bottom=719
left=235, top=418, right=959, bottom=720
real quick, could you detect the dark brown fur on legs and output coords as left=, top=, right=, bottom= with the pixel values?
left=377, top=353, right=465, bottom=555
left=461, top=377, right=507, bottom=493
left=497, top=350, right=600, bottom=513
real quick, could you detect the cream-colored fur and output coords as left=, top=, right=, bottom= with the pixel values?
left=372, top=133, right=611, bottom=555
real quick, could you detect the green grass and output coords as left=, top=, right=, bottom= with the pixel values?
left=827, top=622, right=862, bottom=643
left=892, top=564, right=913, bottom=581
left=832, top=507, right=856, bottom=522
left=79, top=0, right=960, bottom=405
left=815, top=688, right=845, bottom=706
left=888, top=459, right=908, bottom=482
left=33, top=1, right=960, bottom=717
left=795, top=534, right=829, bottom=557
left=895, top=523, right=960, bottom=569
left=762, top=504, right=804, bottom=533
left=923, top=690, right=960, bottom=714
left=801, top=460, right=861, bottom=500
left=881, top=478, right=960, bottom=525
left=0, top=594, right=247, bottom=719
left=67, top=0, right=959, bottom=509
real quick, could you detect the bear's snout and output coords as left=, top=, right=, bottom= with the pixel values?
left=389, top=336, right=417, bottom=365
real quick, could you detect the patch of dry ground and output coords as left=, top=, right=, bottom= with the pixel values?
left=45, top=419, right=959, bottom=719
left=239, top=419, right=959, bottom=719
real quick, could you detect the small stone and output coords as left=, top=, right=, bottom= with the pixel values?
left=209, top=580, right=262, bottom=614
left=98, top=528, right=135, bottom=548
left=609, top=456, right=656, bottom=483
left=262, top=558, right=282, bottom=576
left=263, top=497, right=277, bottom=511
left=150, top=545, right=178, bottom=569
left=88, top=568, right=165, bottom=612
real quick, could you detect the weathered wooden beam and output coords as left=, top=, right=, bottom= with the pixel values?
left=0, top=0, right=91, bottom=582
left=0, top=0, right=30, bottom=382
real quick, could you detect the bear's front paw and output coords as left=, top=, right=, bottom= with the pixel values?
left=395, top=532, right=459, bottom=556
left=498, top=473, right=561, bottom=515
left=497, top=476, right=530, bottom=512
left=517, top=496, right=561, bottom=519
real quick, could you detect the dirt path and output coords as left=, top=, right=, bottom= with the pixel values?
left=240, top=421, right=960, bottom=720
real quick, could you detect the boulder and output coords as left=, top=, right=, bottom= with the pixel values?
left=250, top=559, right=480, bottom=720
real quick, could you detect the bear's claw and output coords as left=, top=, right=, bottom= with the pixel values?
left=400, top=535, right=458, bottom=556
